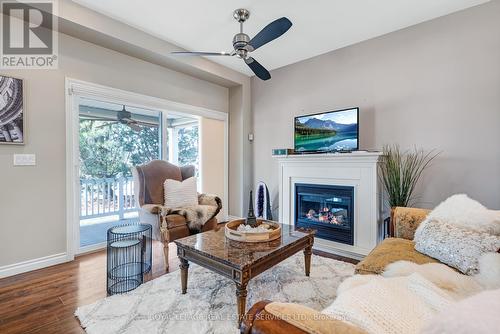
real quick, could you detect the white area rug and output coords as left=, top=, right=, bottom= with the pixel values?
left=76, top=254, right=355, bottom=334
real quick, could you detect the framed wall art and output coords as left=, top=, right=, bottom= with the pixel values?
left=0, top=75, right=25, bottom=144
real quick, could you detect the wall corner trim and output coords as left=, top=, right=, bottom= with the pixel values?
left=0, top=252, right=72, bottom=279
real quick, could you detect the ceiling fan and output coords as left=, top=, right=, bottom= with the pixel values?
left=81, top=105, right=158, bottom=132
left=171, top=9, right=292, bottom=81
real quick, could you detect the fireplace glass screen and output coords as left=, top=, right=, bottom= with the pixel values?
left=295, top=184, right=354, bottom=245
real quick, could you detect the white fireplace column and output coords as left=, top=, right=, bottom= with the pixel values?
left=275, top=152, right=383, bottom=259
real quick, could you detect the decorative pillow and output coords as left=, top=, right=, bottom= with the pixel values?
left=164, top=177, right=198, bottom=209
left=426, top=194, right=500, bottom=235
left=414, top=220, right=500, bottom=275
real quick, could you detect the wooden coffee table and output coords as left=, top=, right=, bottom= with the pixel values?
left=174, top=223, right=314, bottom=326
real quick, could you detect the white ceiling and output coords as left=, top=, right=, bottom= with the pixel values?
left=73, top=0, right=489, bottom=76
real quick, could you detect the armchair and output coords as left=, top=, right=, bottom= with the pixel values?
left=132, top=160, right=219, bottom=270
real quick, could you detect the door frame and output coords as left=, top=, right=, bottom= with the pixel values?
left=65, top=78, right=229, bottom=258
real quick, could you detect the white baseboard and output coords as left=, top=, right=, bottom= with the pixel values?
left=0, top=252, right=72, bottom=279
left=313, top=240, right=366, bottom=261
left=78, top=242, right=106, bottom=256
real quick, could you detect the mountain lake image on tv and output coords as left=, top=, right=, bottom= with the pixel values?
left=294, top=108, right=359, bottom=152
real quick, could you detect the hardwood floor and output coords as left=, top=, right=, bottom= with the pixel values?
left=0, top=241, right=176, bottom=334
left=0, top=242, right=357, bottom=334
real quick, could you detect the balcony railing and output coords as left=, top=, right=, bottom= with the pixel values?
left=80, top=176, right=136, bottom=220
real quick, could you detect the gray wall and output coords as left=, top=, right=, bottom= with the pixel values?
left=0, top=33, right=228, bottom=267
left=252, top=0, right=500, bottom=216
left=229, top=84, right=253, bottom=217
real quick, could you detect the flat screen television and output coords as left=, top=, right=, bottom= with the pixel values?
left=294, top=107, right=359, bottom=153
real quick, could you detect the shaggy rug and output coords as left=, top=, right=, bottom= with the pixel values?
left=75, top=254, right=355, bottom=334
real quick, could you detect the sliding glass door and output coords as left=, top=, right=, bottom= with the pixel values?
left=78, top=98, right=161, bottom=249
left=67, top=79, right=227, bottom=259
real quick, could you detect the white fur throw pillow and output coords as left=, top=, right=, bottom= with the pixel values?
left=164, top=177, right=198, bottom=209
left=414, top=220, right=500, bottom=275
left=425, top=194, right=500, bottom=235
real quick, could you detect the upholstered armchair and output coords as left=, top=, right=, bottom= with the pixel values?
left=132, top=160, right=220, bottom=270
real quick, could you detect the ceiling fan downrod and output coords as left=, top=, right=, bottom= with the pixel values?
left=232, top=9, right=253, bottom=59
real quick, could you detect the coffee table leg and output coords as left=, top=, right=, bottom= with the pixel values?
left=180, top=258, right=189, bottom=294
left=236, top=283, right=248, bottom=327
left=304, top=246, right=312, bottom=277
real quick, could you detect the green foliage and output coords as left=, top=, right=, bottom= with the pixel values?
left=177, top=126, right=199, bottom=174
left=379, top=145, right=439, bottom=208
left=79, top=120, right=159, bottom=179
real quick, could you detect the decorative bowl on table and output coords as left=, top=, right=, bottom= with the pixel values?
left=225, top=219, right=281, bottom=243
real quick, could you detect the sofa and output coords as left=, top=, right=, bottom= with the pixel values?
left=241, top=207, right=437, bottom=334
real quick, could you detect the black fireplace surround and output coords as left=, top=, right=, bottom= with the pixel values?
left=295, top=183, right=354, bottom=245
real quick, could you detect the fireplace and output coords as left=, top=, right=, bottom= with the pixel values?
left=295, top=183, right=354, bottom=245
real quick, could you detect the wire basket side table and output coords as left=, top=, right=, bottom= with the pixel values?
left=107, top=224, right=152, bottom=295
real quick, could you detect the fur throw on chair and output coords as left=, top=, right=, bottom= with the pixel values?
left=423, top=194, right=500, bottom=236
left=381, top=253, right=500, bottom=297
left=161, top=194, right=222, bottom=232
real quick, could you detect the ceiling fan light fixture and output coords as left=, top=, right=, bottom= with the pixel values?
left=170, top=8, right=292, bottom=81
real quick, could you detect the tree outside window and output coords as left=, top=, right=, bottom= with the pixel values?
left=177, top=125, right=199, bottom=176
left=79, top=120, right=160, bottom=179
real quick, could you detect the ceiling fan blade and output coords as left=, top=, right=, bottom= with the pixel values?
left=80, top=116, right=115, bottom=122
left=171, top=51, right=235, bottom=56
left=128, top=123, right=143, bottom=132
left=134, top=120, right=159, bottom=127
left=96, top=121, right=119, bottom=129
left=249, top=17, right=292, bottom=50
left=245, top=57, right=271, bottom=81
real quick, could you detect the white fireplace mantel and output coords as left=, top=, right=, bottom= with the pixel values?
left=275, top=151, right=384, bottom=259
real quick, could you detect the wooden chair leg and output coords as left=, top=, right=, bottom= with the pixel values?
left=161, top=230, right=170, bottom=272
left=159, top=215, right=170, bottom=272
left=163, top=241, right=169, bottom=271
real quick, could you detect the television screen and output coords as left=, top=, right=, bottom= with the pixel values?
left=294, top=108, right=359, bottom=152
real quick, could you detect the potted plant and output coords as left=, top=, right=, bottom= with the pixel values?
left=379, top=145, right=439, bottom=236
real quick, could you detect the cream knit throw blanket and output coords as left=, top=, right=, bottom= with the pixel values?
left=323, top=274, right=455, bottom=334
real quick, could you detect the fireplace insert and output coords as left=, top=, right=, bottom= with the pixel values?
left=295, top=183, right=354, bottom=245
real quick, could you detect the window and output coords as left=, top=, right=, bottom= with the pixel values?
left=166, top=115, right=199, bottom=177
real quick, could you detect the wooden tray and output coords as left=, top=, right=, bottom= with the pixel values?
left=225, top=219, right=281, bottom=243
